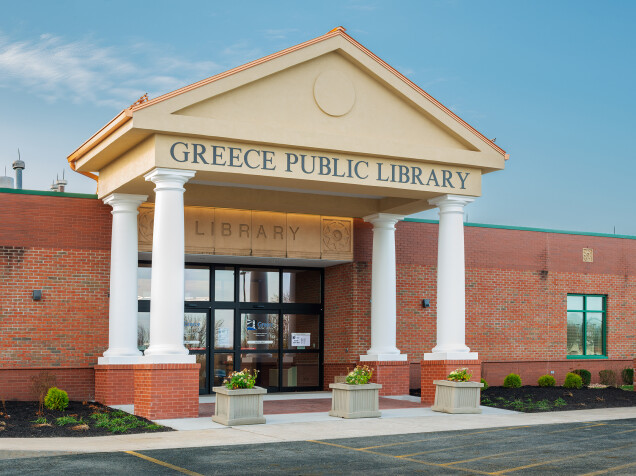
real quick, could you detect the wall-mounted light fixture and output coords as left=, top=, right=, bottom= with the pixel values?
left=33, top=290, right=42, bottom=301
left=422, top=299, right=430, bottom=308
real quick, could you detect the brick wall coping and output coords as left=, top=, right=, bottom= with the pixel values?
left=133, top=363, right=200, bottom=370
left=404, top=218, right=636, bottom=241
left=0, top=187, right=97, bottom=199
left=482, top=359, right=632, bottom=364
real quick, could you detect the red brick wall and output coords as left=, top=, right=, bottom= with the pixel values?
left=133, top=364, right=199, bottom=420
left=329, top=220, right=635, bottom=390
left=0, top=192, right=111, bottom=400
left=0, top=368, right=95, bottom=400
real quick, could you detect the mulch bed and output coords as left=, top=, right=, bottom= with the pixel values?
left=481, top=386, right=636, bottom=412
left=0, top=401, right=173, bottom=438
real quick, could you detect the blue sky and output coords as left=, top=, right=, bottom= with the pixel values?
left=1, top=0, right=634, bottom=235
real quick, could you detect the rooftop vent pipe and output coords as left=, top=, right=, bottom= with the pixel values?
left=12, top=149, right=25, bottom=190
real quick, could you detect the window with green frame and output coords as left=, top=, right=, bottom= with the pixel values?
left=566, top=295, right=605, bottom=357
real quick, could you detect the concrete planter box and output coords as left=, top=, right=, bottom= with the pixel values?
left=329, top=383, right=382, bottom=418
left=431, top=380, right=484, bottom=414
left=212, top=386, right=267, bottom=425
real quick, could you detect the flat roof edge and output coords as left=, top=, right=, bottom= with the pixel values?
left=0, top=188, right=98, bottom=199
left=403, top=217, right=636, bottom=240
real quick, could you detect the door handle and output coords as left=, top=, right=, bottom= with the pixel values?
left=253, top=305, right=265, bottom=309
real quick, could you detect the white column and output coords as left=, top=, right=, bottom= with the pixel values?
left=141, top=168, right=196, bottom=363
left=360, top=213, right=407, bottom=362
left=425, top=194, right=478, bottom=360
left=99, top=193, right=148, bottom=365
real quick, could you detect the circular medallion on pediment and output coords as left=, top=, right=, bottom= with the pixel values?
left=313, top=70, right=356, bottom=117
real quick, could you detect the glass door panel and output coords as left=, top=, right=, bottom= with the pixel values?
left=184, top=311, right=209, bottom=393
left=282, top=353, right=320, bottom=387
left=214, top=309, right=234, bottom=350
left=241, top=313, right=279, bottom=350
left=239, top=353, right=279, bottom=388
left=282, top=314, right=320, bottom=350
left=239, top=268, right=280, bottom=302
left=185, top=266, right=210, bottom=301
left=213, top=353, right=234, bottom=387
left=184, top=312, right=207, bottom=351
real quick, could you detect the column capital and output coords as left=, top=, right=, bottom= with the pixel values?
left=428, top=194, right=475, bottom=211
left=363, top=213, right=404, bottom=229
left=103, top=193, right=148, bottom=212
left=144, top=168, right=196, bottom=190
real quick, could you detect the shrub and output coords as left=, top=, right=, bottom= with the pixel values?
left=223, top=369, right=258, bottom=389
left=537, top=375, right=556, bottom=387
left=345, top=365, right=373, bottom=385
left=503, top=373, right=522, bottom=388
left=599, top=370, right=617, bottom=387
left=447, top=368, right=472, bottom=382
left=30, top=371, right=56, bottom=415
left=563, top=372, right=583, bottom=389
left=572, top=369, right=591, bottom=386
left=44, top=387, right=69, bottom=411
left=481, top=378, right=489, bottom=390
left=621, top=368, right=634, bottom=385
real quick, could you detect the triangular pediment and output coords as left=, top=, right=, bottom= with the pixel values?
left=174, top=51, right=474, bottom=153
left=129, top=31, right=506, bottom=170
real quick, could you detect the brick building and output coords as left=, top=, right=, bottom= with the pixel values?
left=1, top=189, right=633, bottom=407
left=1, top=28, right=633, bottom=417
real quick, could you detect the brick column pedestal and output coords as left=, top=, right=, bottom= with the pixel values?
left=133, top=363, right=199, bottom=420
left=367, top=361, right=410, bottom=396
left=94, top=365, right=136, bottom=406
left=420, top=360, right=481, bottom=405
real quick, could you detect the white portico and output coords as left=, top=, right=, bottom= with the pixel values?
left=68, top=27, right=507, bottom=417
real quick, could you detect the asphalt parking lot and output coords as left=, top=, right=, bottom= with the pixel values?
left=1, top=418, right=635, bottom=475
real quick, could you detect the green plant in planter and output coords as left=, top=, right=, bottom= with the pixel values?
left=564, top=372, right=583, bottom=389
left=572, top=369, right=591, bottom=386
left=621, top=368, right=633, bottom=385
left=223, top=369, right=258, bottom=389
left=447, top=368, right=472, bottom=382
left=44, top=387, right=69, bottom=411
left=345, top=365, right=373, bottom=384
left=503, top=373, right=522, bottom=388
left=537, top=375, right=556, bottom=387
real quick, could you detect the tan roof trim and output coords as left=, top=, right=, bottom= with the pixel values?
left=67, top=109, right=133, bottom=172
left=68, top=26, right=507, bottom=170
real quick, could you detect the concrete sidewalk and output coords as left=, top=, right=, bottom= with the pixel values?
left=1, top=406, right=636, bottom=454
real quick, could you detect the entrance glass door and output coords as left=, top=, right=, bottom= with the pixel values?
left=138, top=262, right=324, bottom=394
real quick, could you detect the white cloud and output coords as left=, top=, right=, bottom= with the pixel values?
left=0, top=31, right=222, bottom=109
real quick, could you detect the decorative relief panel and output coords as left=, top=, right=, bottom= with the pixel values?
left=321, top=217, right=352, bottom=260
left=137, top=205, right=353, bottom=261
left=583, top=248, right=594, bottom=263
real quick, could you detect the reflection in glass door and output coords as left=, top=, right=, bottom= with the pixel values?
left=184, top=311, right=208, bottom=392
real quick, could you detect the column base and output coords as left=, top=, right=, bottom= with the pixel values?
left=424, top=352, right=479, bottom=361
left=133, top=363, right=200, bottom=420
left=364, top=360, right=410, bottom=396
left=139, top=354, right=196, bottom=364
left=360, top=353, right=408, bottom=362
left=94, top=365, right=136, bottom=406
left=420, top=360, right=482, bottom=405
left=98, top=355, right=141, bottom=365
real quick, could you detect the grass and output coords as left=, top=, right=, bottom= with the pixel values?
left=621, top=385, right=633, bottom=391
left=89, top=410, right=161, bottom=434
left=56, top=416, right=81, bottom=426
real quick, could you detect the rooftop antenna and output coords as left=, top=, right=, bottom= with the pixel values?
left=12, top=148, right=25, bottom=190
